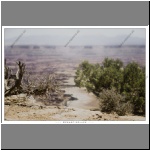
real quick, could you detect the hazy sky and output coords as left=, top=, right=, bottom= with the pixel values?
left=4, top=28, right=146, bottom=46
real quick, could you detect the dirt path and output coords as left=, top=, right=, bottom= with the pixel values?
left=61, top=75, right=99, bottom=110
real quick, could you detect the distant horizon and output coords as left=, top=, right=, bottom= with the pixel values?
left=4, top=44, right=146, bottom=47
left=4, top=28, right=146, bottom=46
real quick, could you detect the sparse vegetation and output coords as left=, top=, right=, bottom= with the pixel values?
left=74, top=58, right=145, bottom=115
left=4, top=59, right=64, bottom=105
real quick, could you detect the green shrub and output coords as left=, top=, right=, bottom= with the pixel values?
left=99, top=88, right=133, bottom=115
left=102, top=58, right=123, bottom=70
left=74, top=60, right=94, bottom=87
left=74, top=58, right=124, bottom=95
left=123, top=62, right=145, bottom=114
left=99, top=88, right=121, bottom=113
left=75, top=58, right=145, bottom=115
left=116, top=102, right=133, bottom=116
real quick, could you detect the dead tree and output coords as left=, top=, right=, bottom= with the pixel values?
left=5, top=59, right=11, bottom=79
left=5, top=60, right=26, bottom=96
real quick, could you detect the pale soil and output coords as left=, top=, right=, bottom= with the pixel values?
left=4, top=104, right=145, bottom=121
left=4, top=70, right=145, bottom=121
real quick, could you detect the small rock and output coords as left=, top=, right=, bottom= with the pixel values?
left=5, top=102, right=11, bottom=105
left=98, top=115, right=102, bottom=118
left=40, top=106, right=44, bottom=109
left=31, top=105, right=40, bottom=109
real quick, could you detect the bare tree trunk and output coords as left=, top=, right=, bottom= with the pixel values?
left=5, top=60, right=26, bottom=96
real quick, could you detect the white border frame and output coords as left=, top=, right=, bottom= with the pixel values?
left=1, top=26, right=149, bottom=124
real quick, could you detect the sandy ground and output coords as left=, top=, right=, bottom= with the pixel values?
left=4, top=104, right=145, bottom=121
left=4, top=70, right=145, bottom=121
left=61, top=75, right=99, bottom=110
